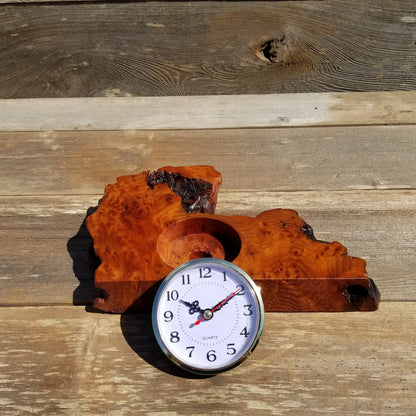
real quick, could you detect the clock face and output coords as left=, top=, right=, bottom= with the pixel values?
left=152, top=258, right=264, bottom=374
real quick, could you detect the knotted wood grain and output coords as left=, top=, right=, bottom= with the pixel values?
left=1, top=1, right=416, bottom=97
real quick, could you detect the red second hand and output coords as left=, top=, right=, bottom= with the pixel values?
left=194, top=288, right=241, bottom=326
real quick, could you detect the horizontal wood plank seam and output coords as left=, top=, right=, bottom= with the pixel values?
left=0, top=300, right=409, bottom=309
left=3, top=122, right=416, bottom=134
left=1, top=188, right=415, bottom=199
left=0, top=0, right=112, bottom=4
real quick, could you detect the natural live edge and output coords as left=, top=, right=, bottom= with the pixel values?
left=0, top=91, right=415, bottom=131
left=86, top=166, right=380, bottom=313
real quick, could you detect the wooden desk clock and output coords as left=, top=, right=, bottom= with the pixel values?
left=86, top=165, right=380, bottom=314
left=87, top=165, right=379, bottom=374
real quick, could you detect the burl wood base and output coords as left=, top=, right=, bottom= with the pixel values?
left=86, top=166, right=380, bottom=313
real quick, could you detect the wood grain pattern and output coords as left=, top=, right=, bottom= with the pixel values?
left=1, top=125, right=415, bottom=196
left=1, top=0, right=415, bottom=409
left=0, top=303, right=415, bottom=415
left=1, top=190, right=415, bottom=306
left=2, top=91, right=416, bottom=131
left=1, top=123, right=415, bottom=306
left=86, top=166, right=379, bottom=312
left=1, top=1, right=416, bottom=98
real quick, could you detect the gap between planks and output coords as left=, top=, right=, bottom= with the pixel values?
left=1, top=190, right=415, bottom=215
left=0, top=302, right=415, bottom=415
left=0, top=91, right=416, bottom=131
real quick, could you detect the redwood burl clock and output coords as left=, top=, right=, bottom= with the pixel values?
left=86, top=165, right=380, bottom=314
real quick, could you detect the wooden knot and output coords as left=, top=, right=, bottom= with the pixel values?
left=259, top=36, right=290, bottom=63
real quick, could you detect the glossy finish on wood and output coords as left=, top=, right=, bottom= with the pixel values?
left=1, top=1, right=415, bottom=409
left=87, top=166, right=379, bottom=313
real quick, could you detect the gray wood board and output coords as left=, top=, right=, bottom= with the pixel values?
left=1, top=1, right=416, bottom=98
left=1, top=126, right=415, bottom=196
left=2, top=91, right=416, bottom=131
left=0, top=303, right=415, bottom=415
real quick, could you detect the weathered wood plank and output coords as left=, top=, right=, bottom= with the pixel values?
left=1, top=191, right=415, bottom=305
left=1, top=125, right=415, bottom=196
left=1, top=1, right=416, bottom=98
left=1, top=91, right=416, bottom=130
left=0, top=303, right=415, bottom=414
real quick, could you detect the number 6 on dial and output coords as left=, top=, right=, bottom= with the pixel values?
left=152, top=258, right=265, bottom=375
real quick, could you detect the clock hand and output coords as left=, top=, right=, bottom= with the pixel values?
left=210, top=288, right=241, bottom=314
left=210, top=288, right=243, bottom=313
left=194, top=288, right=241, bottom=326
left=180, top=299, right=203, bottom=315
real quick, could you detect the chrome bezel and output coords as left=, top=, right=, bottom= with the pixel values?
left=152, top=258, right=265, bottom=375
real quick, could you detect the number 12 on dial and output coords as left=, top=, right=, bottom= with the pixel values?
left=152, top=258, right=265, bottom=375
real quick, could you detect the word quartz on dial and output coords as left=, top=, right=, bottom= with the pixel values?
left=152, top=258, right=265, bottom=374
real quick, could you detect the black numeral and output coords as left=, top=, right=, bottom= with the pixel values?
left=186, top=346, right=195, bottom=357
left=243, top=304, right=253, bottom=316
left=166, top=290, right=179, bottom=301
left=199, top=267, right=212, bottom=279
left=240, top=327, right=250, bottom=338
left=206, top=350, right=217, bottom=362
left=181, top=274, right=190, bottom=285
left=222, top=271, right=227, bottom=281
left=236, top=285, right=245, bottom=295
left=163, top=311, right=174, bottom=322
left=170, top=331, right=180, bottom=343
left=227, top=343, right=237, bottom=355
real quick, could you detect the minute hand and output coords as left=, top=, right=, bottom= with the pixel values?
left=210, top=288, right=242, bottom=313
left=194, top=288, right=241, bottom=326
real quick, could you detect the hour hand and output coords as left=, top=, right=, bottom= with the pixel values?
left=180, top=299, right=202, bottom=315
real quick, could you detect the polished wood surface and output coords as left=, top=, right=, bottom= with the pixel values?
left=1, top=1, right=415, bottom=413
left=87, top=166, right=379, bottom=313
left=1, top=98, right=414, bottom=413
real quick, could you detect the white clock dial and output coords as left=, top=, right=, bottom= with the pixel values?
left=152, top=258, right=264, bottom=374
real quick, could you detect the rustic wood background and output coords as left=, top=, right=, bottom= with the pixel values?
left=1, top=1, right=415, bottom=415
left=2, top=0, right=416, bottom=98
